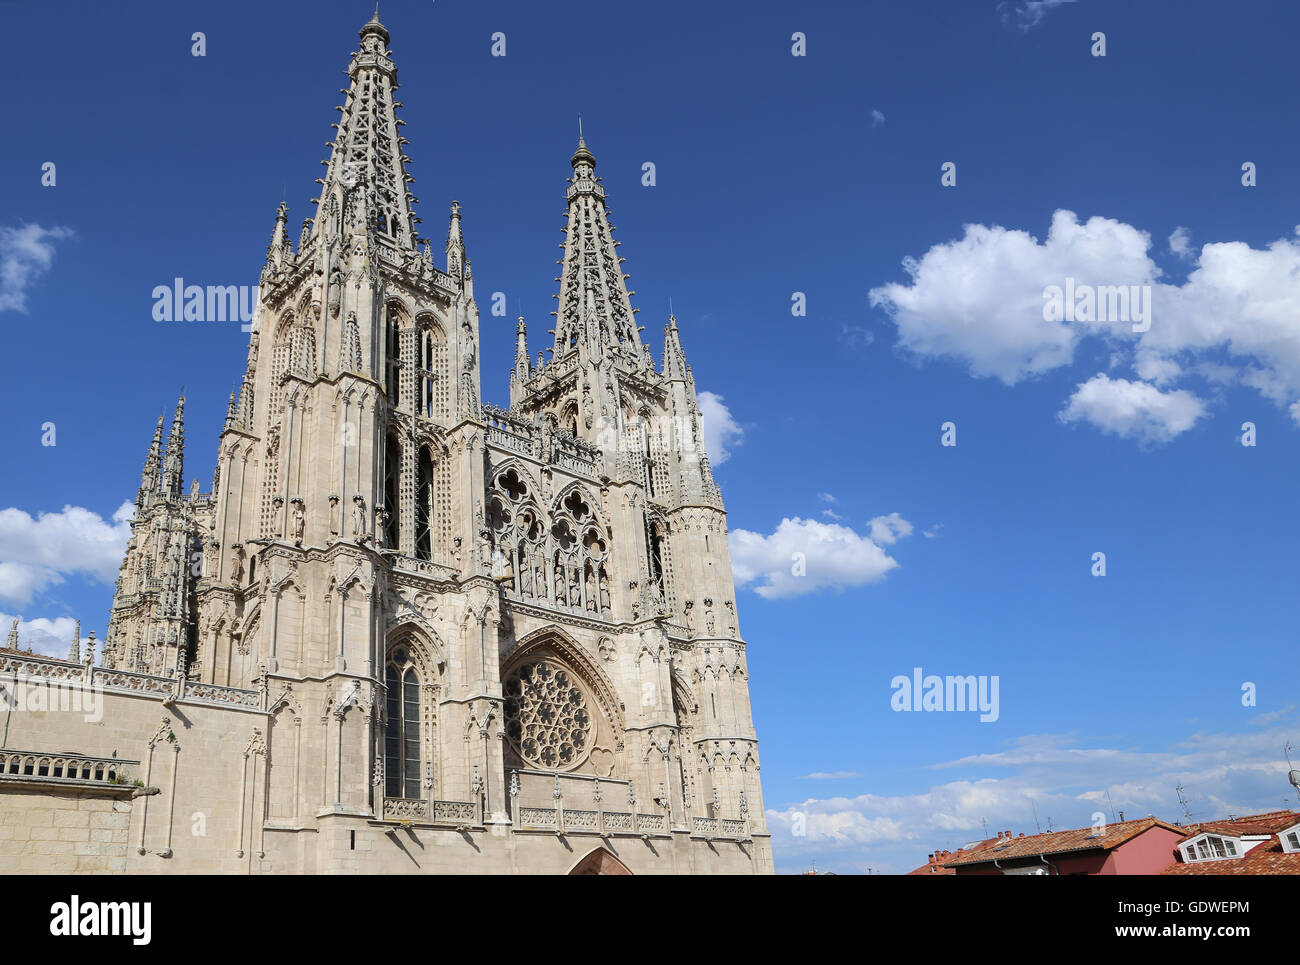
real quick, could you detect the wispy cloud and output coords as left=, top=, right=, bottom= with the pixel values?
left=768, top=723, right=1300, bottom=873
left=998, top=0, right=1077, bottom=33
left=0, top=224, right=75, bottom=313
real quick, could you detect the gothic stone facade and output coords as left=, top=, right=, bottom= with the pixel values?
left=0, top=13, right=770, bottom=875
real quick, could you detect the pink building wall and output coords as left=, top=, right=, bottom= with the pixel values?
left=954, top=827, right=1183, bottom=875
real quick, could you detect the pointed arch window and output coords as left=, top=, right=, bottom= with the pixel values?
left=384, top=435, right=401, bottom=550
left=415, top=447, right=434, bottom=561
left=415, top=322, right=446, bottom=420
left=385, top=306, right=400, bottom=401
left=384, top=648, right=421, bottom=800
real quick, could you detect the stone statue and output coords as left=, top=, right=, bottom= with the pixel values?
left=351, top=495, right=367, bottom=540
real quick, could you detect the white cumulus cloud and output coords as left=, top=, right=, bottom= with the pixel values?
left=697, top=390, right=742, bottom=465
left=0, top=612, right=85, bottom=659
left=870, top=209, right=1300, bottom=440
left=869, top=210, right=1157, bottom=385
left=1168, top=225, right=1194, bottom=261
left=729, top=516, right=908, bottom=599
left=1058, top=374, right=1207, bottom=444
left=0, top=502, right=134, bottom=606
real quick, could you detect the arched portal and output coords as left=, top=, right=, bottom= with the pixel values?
left=568, top=847, right=632, bottom=875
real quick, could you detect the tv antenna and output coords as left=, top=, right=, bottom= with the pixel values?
left=1105, top=789, right=1117, bottom=824
left=1030, top=798, right=1042, bottom=834
left=1175, top=784, right=1193, bottom=822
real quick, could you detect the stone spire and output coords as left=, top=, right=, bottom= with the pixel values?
left=137, top=415, right=165, bottom=507
left=446, top=200, right=465, bottom=276
left=663, top=312, right=689, bottom=382
left=551, top=137, right=642, bottom=361
left=68, top=620, right=80, bottom=662
left=266, top=201, right=293, bottom=269
left=514, top=315, right=530, bottom=382
left=509, top=315, right=531, bottom=409
left=5, top=618, right=17, bottom=650
left=161, top=396, right=185, bottom=498
left=311, top=10, right=420, bottom=251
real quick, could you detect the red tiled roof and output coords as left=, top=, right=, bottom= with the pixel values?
left=1163, top=810, right=1300, bottom=875
left=1165, top=839, right=1300, bottom=875
left=1181, top=810, right=1298, bottom=838
left=907, top=838, right=999, bottom=875
left=942, top=818, right=1183, bottom=868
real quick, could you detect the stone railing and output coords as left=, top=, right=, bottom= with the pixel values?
left=691, top=815, right=750, bottom=840
left=381, top=797, right=479, bottom=827
left=180, top=678, right=261, bottom=709
left=636, top=813, right=668, bottom=833
left=554, top=447, right=597, bottom=477
left=602, top=810, right=633, bottom=832
left=0, top=750, right=139, bottom=786
left=567, top=178, right=605, bottom=201
left=519, top=806, right=558, bottom=829
left=390, top=555, right=457, bottom=581
left=0, top=653, right=260, bottom=711
left=514, top=805, right=670, bottom=837
left=565, top=808, right=599, bottom=830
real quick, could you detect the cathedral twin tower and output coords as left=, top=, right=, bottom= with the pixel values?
left=92, top=12, right=768, bottom=873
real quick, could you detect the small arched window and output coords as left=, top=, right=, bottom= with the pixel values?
left=384, top=648, right=421, bottom=800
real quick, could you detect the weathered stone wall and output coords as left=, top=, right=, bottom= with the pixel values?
left=0, top=785, right=133, bottom=873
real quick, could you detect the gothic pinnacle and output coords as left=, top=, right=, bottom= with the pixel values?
left=69, top=619, right=81, bottom=662
left=162, top=396, right=186, bottom=498
left=663, top=314, right=689, bottom=381
left=360, top=6, right=389, bottom=43
left=267, top=201, right=291, bottom=267
left=138, top=415, right=165, bottom=505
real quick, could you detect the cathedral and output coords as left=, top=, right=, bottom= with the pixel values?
left=0, top=12, right=770, bottom=874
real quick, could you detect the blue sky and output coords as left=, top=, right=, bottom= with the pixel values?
left=3, top=0, right=1300, bottom=873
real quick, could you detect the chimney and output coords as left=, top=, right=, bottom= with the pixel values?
left=1118, top=811, right=1125, bottom=822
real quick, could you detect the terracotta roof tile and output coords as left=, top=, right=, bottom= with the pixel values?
left=942, top=818, right=1183, bottom=868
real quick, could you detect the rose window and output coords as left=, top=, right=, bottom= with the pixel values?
left=503, top=661, right=593, bottom=769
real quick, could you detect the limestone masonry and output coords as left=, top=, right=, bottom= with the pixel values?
left=0, top=11, right=771, bottom=875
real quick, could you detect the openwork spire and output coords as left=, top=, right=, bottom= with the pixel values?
left=161, top=396, right=185, bottom=498
left=551, top=137, right=642, bottom=363
left=137, top=415, right=165, bottom=506
left=312, top=10, right=420, bottom=251
left=663, top=312, right=689, bottom=381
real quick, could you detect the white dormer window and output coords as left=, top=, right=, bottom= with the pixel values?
left=1182, top=833, right=1241, bottom=863
left=1280, top=824, right=1300, bottom=853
